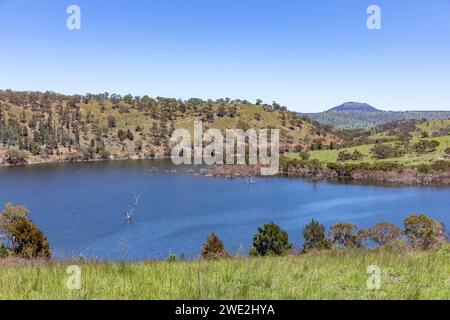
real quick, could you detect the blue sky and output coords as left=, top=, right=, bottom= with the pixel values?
left=1, top=0, right=449, bottom=112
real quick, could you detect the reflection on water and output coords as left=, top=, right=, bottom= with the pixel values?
left=0, top=160, right=449, bottom=261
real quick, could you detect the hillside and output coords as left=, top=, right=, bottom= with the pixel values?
left=283, top=118, right=450, bottom=184
left=0, top=90, right=343, bottom=166
left=1, top=249, right=449, bottom=299
left=306, top=119, right=450, bottom=165
left=305, top=102, right=450, bottom=129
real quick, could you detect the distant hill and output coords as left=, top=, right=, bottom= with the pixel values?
left=305, top=102, right=450, bottom=129
left=327, top=102, right=381, bottom=113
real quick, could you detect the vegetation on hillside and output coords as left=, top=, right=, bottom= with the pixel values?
left=0, top=90, right=342, bottom=166
left=284, top=119, right=450, bottom=183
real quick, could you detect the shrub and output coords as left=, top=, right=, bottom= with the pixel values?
left=0, top=203, right=51, bottom=259
left=118, top=129, right=127, bottom=142
left=0, top=243, right=11, bottom=258
left=5, top=148, right=28, bottom=165
left=328, top=223, right=366, bottom=248
left=413, top=140, right=440, bottom=154
left=337, top=150, right=364, bottom=162
left=106, top=115, right=116, bottom=128
left=302, top=219, right=331, bottom=253
left=367, top=223, right=403, bottom=246
left=252, top=223, right=292, bottom=256
left=445, top=148, right=450, bottom=155
left=201, top=233, right=229, bottom=260
left=371, top=143, right=403, bottom=159
left=167, top=254, right=177, bottom=262
left=404, top=214, right=446, bottom=250
left=298, top=151, right=310, bottom=161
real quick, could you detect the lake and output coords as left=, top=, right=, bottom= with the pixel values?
left=0, top=160, right=449, bottom=261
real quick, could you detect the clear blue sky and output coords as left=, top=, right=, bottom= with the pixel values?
left=1, top=0, right=450, bottom=112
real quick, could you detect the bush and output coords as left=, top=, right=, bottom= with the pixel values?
left=107, top=115, right=116, bottom=128
left=0, top=203, right=51, bottom=259
left=328, top=223, right=366, bottom=248
left=201, top=233, right=229, bottom=260
left=298, top=151, right=310, bottom=161
left=0, top=243, right=11, bottom=258
left=371, top=143, right=403, bottom=159
left=367, top=223, right=403, bottom=247
left=414, top=140, right=440, bottom=154
left=5, top=148, right=28, bottom=165
left=337, top=150, right=364, bottom=162
left=302, top=219, right=331, bottom=253
left=404, top=214, right=446, bottom=250
left=252, top=223, right=292, bottom=256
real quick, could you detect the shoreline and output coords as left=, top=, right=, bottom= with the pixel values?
left=2, top=156, right=450, bottom=187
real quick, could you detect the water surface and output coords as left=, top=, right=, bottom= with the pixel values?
left=0, top=160, right=449, bottom=260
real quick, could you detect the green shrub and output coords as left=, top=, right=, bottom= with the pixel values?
left=404, top=214, right=446, bottom=250
left=337, top=150, right=364, bottom=162
left=201, top=233, right=229, bottom=260
left=371, top=143, right=403, bottom=159
left=252, top=223, right=292, bottom=256
left=413, top=140, right=440, bottom=154
left=302, top=219, right=331, bottom=253
left=0, top=243, right=11, bottom=258
left=167, top=254, right=177, bottom=263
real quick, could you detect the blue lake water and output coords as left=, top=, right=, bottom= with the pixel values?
left=0, top=160, right=449, bottom=261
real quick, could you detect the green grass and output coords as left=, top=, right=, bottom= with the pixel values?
left=288, top=134, right=450, bottom=166
left=1, top=249, right=449, bottom=300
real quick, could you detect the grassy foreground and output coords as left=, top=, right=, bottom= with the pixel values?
left=1, top=249, right=449, bottom=300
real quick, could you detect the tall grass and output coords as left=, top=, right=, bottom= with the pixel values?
left=1, top=248, right=449, bottom=300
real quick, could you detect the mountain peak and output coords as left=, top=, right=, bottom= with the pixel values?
left=327, top=102, right=381, bottom=113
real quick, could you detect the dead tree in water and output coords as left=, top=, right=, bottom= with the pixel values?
left=124, top=193, right=140, bottom=221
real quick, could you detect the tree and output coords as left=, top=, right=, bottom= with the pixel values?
left=367, top=223, right=403, bottom=246
left=201, top=233, right=229, bottom=260
left=251, top=223, right=292, bottom=256
left=328, top=223, right=365, bottom=248
left=0, top=203, right=51, bottom=259
left=302, top=219, right=331, bottom=253
left=404, top=214, right=446, bottom=250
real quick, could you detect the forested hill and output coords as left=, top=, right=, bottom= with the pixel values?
left=0, top=90, right=342, bottom=165
left=305, top=107, right=450, bottom=129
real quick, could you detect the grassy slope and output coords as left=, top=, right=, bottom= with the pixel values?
left=1, top=249, right=449, bottom=300
left=288, top=120, right=450, bottom=166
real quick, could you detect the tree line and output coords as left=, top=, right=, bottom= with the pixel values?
left=199, top=214, right=448, bottom=260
